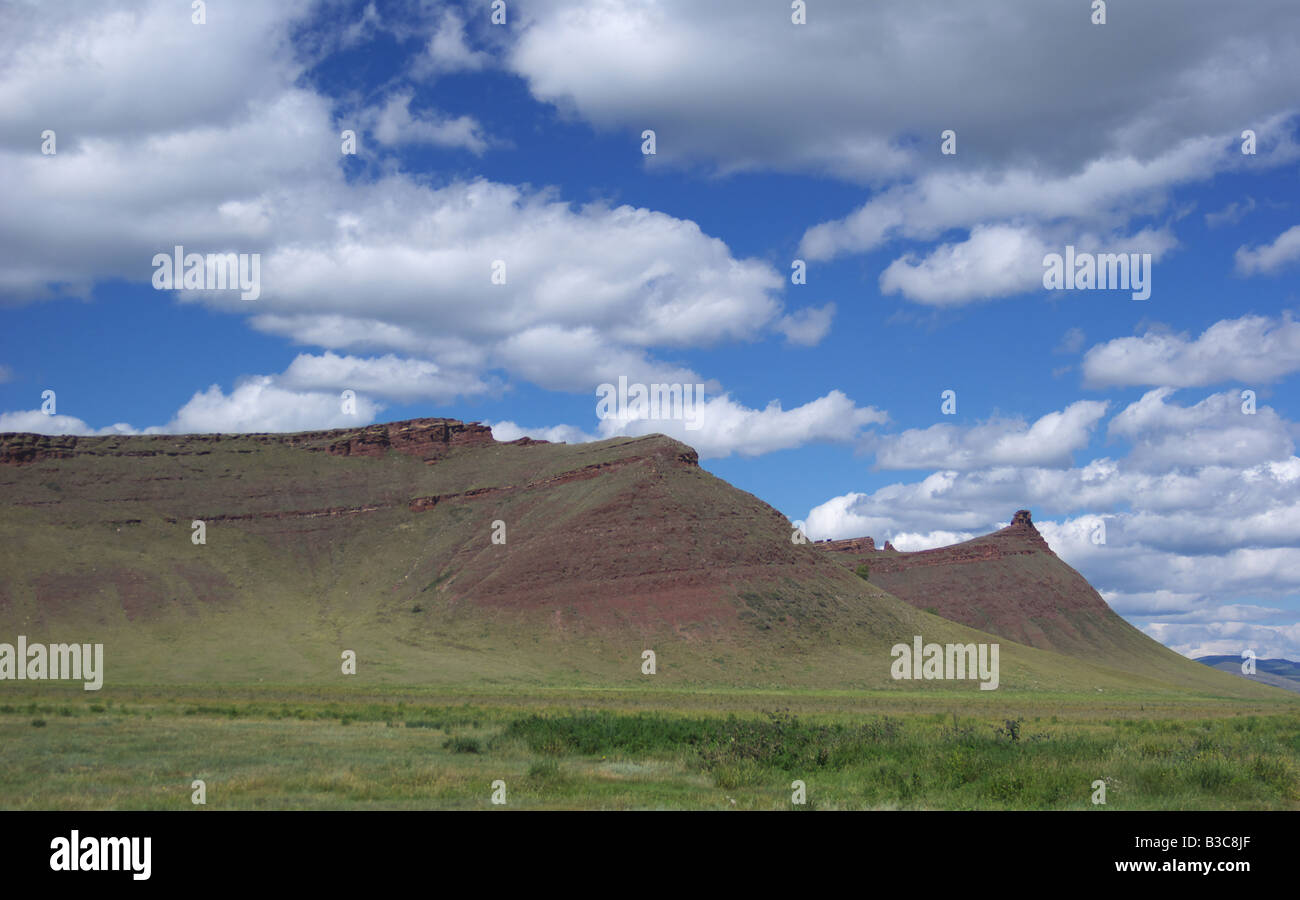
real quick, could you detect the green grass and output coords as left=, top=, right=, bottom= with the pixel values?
left=1, top=684, right=1296, bottom=810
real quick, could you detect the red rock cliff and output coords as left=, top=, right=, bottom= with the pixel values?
left=816, top=510, right=1136, bottom=658
left=0, top=418, right=511, bottom=466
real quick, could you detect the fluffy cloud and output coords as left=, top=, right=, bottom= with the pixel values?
left=362, top=91, right=491, bottom=153
left=801, top=394, right=1300, bottom=655
left=1140, top=622, right=1300, bottom=661
left=806, top=456, right=1300, bottom=548
left=1235, top=224, right=1300, bottom=276
left=0, top=349, right=486, bottom=435
left=490, top=388, right=887, bottom=460
left=154, top=378, right=384, bottom=434
left=486, top=420, right=597, bottom=444
left=885, top=530, right=979, bottom=552
left=600, top=389, right=886, bottom=459
left=804, top=465, right=1300, bottom=658
left=418, top=8, right=492, bottom=76
left=0, top=410, right=135, bottom=436
left=1082, top=313, right=1300, bottom=388
left=798, top=137, right=1241, bottom=262
left=491, top=326, right=706, bottom=394
left=2, top=368, right=887, bottom=462
left=0, top=0, right=811, bottom=409
left=884, top=224, right=1180, bottom=305
left=873, top=224, right=1178, bottom=306
left=1204, top=197, right=1257, bottom=228
left=0, top=384, right=380, bottom=438
left=277, top=351, right=495, bottom=404
left=871, top=400, right=1109, bottom=470
left=878, top=225, right=1050, bottom=306
left=1108, top=388, right=1294, bottom=470
left=508, top=0, right=1300, bottom=310
left=1099, top=589, right=1209, bottom=617
left=806, top=392, right=1300, bottom=543
left=339, top=2, right=382, bottom=49
left=0, top=0, right=312, bottom=150
left=775, top=304, right=836, bottom=346
left=508, top=0, right=1300, bottom=183
left=229, top=179, right=786, bottom=384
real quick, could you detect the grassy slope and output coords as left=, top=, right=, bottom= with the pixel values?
left=0, top=425, right=1288, bottom=699
left=830, top=525, right=1266, bottom=693
left=881, top=550, right=1244, bottom=686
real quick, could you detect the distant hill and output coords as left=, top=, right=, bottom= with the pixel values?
left=0, top=420, right=1286, bottom=697
left=814, top=511, right=1248, bottom=688
left=1196, top=656, right=1300, bottom=694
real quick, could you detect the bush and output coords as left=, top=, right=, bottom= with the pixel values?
left=501, top=710, right=901, bottom=773
left=527, top=759, right=564, bottom=783
left=855, top=563, right=870, bottom=580
left=995, top=718, right=1022, bottom=742
left=444, top=736, right=482, bottom=754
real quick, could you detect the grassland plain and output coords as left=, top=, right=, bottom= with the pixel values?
left=2, top=683, right=1297, bottom=810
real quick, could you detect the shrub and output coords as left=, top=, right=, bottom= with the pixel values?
left=527, top=759, right=563, bottom=782
left=995, top=718, right=1022, bottom=742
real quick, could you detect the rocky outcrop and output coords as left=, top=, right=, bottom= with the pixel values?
left=317, top=419, right=496, bottom=460
left=819, top=535, right=874, bottom=554
left=815, top=510, right=1133, bottom=658
left=0, top=432, right=82, bottom=466
left=0, top=418, right=509, bottom=466
left=407, top=453, right=686, bottom=513
left=818, top=510, right=1052, bottom=572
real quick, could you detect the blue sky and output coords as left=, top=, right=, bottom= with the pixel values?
left=2, top=0, right=1299, bottom=660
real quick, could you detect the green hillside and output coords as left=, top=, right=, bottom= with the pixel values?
left=0, top=420, right=1287, bottom=699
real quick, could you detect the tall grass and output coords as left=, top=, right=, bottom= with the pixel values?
left=495, top=708, right=1300, bottom=808
left=2, top=690, right=1297, bottom=809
